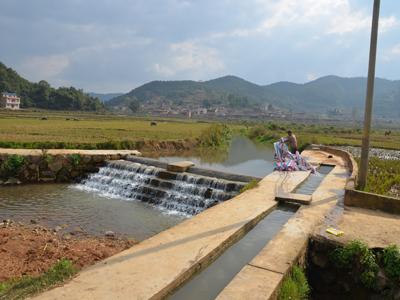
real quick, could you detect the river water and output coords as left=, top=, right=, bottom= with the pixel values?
left=0, top=137, right=276, bottom=240
left=159, top=136, right=275, bottom=178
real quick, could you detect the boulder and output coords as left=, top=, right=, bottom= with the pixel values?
left=48, top=160, right=64, bottom=173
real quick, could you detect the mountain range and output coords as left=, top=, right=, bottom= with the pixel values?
left=107, top=75, right=400, bottom=118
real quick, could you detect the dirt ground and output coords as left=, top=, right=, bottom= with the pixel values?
left=0, top=220, right=136, bottom=282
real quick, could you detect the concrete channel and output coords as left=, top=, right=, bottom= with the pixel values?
left=34, top=149, right=347, bottom=300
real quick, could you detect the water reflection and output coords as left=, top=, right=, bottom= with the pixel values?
left=159, top=136, right=275, bottom=178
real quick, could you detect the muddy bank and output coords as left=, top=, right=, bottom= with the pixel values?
left=0, top=220, right=136, bottom=282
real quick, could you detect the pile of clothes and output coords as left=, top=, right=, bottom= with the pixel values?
left=273, top=140, right=315, bottom=172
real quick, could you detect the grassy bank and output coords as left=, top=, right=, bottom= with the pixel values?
left=0, top=259, right=76, bottom=300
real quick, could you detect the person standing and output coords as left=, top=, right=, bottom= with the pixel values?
left=282, top=130, right=298, bottom=154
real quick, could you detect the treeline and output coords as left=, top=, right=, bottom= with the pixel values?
left=0, top=62, right=104, bottom=111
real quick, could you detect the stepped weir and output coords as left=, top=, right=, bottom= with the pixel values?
left=77, top=157, right=257, bottom=216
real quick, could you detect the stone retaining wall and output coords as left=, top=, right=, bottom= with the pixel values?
left=0, top=152, right=131, bottom=185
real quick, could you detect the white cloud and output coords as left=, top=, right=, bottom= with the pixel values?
left=152, top=41, right=225, bottom=77
left=18, top=55, right=70, bottom=81
left=214, top=0, right=397, bottom=38
left=382, top=44, right=400, bottom=62
left=306, top=73, right=318, bottom=81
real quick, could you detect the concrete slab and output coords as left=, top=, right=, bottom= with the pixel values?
left=0, top=148, right=142, bottom=156
left=167, top=161, right=195, bottom=172
left=217, top=151, right=348, bottom=299
left=275, top=193, right=312, bottom=205
left=216, top=265, right=283, bottom=300
left=34, top=171, right=309, bottom=300
left=317, top=206, right=400, bottom=248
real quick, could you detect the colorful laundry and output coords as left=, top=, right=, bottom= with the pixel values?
left=273, top=140, right=315, bottom=172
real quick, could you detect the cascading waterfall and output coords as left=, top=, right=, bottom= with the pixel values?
left=75, top=160, right=245, bottom=216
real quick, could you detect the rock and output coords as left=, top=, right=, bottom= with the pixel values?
left=93, top=155, right=105, bottom=163
left=53, top=226, right=63, bottom=233
left=30, top=219, right=38, bottom=224
left=48, top=160, right=63, bottom=173
left=375, top=270, right=389, bottom=291
left=105, top=231, right=116, bottom=238
left=82, top=155, right=92, bottom=164
left=4, top=178, right=21, bottom=185
left=63, top=233, right=72, bottom=240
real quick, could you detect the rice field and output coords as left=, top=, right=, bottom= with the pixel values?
left=0, top=110, right=212, bottom=146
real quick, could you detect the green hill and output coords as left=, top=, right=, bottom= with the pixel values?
left=0, top=62, right=104, bottom=111
left=108, top=75, right=400, bottom=118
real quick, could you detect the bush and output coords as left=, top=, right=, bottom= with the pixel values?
left=0, top=154, right=25, bottom=178
left=330, top=240, right=379, bottom=288
left=198, top=124, right=232, bottom=148
left=278, top=265, right=310, bottom=300
left=383, top=245, right=400, bottom=281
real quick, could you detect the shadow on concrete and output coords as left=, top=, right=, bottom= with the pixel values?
left=89, top=219, right=254, bottom=270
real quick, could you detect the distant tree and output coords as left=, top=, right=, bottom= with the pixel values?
left=128, top=98, right=140, bottom=113
left=0, top=62, right=104, bottom=111
left=202, top=99, right=211, bottom=108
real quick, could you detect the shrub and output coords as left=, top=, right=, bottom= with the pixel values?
left=0, top=154, right=25, bottom=177
left=330, top=240, right=379, bottom=288
left=198, top=124, right=231, bottom=148
left=383, top=245, right=400, bottom=281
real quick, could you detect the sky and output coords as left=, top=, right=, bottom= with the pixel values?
left=0, top=0, right=399, bottom=93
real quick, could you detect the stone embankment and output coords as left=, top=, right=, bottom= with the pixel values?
left=337, top=146, right=400, bottom=160
left=0, top=149, right=141, bottom=185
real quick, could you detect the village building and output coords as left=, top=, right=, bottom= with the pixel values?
left=0, top=92, right=20, bottom=110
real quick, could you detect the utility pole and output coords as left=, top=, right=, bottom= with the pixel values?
left=359, top=0, right=380, bottom=189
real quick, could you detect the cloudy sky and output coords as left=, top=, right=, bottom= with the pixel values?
left=0, top=0, right=399, bottom=93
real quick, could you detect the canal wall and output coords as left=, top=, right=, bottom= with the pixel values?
left=0, top=149, right=141, bottom=185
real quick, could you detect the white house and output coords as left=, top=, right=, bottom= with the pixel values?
left=0, top=92, right=21, bottom=110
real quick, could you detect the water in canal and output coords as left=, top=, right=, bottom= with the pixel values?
left=171, top=205, right=297, bottom=300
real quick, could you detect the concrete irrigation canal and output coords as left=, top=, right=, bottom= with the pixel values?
left=1, top=144, right=399, bottom=299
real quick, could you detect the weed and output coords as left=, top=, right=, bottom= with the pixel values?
left=0, top=259, right=77, bottom=300
left=278, top=265, right=310, bottom=300
left=68, top=154, right=81, bottom=166
left=240, top=179, right=260, bottom=193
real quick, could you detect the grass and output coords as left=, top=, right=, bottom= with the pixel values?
left=278, top=265, right=310, bottom=300
left=0, top=259, right=77, bottom=300
left=239, top=179, right=260, bottom=193
left=356, top=157, right=400, bottom=197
